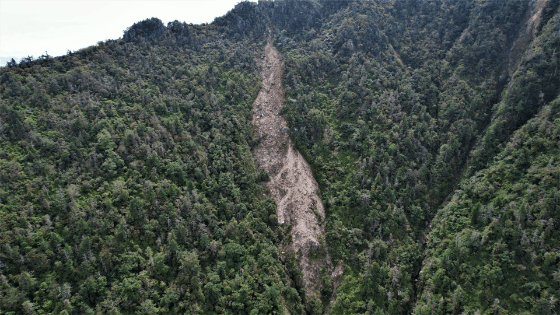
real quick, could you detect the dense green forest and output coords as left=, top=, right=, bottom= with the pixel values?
left=1, top=0, right=559, bottom=314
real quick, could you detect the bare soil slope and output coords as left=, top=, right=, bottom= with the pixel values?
left=252, top=43, right=331, bottom=298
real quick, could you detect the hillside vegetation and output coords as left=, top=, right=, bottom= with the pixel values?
left=1, top=0, right=559, bottom=314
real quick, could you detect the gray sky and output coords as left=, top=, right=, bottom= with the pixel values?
left=0, top=0, right=255, bottom=62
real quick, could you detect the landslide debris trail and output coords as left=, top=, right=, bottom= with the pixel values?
left=252, top=43, right=332, bottom=297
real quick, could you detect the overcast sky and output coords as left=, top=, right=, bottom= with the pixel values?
left=0, top=0, right=255, bottom=62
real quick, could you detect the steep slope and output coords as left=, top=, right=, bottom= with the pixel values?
left=1, top=0, right=560, bottom=314
left=414, top=4, right=560, bottom=314
left=0, top=19, right=304, bottom=314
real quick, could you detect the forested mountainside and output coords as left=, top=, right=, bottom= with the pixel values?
left=1, top=0, right=559, bottom=314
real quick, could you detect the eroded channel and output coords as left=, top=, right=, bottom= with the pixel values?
left=252, top=43, right=332, bottom=298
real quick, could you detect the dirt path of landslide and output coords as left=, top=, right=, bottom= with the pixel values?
left=508, top=0, right=547, bottom=76
left=252, top=43, right=332, bottom=298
